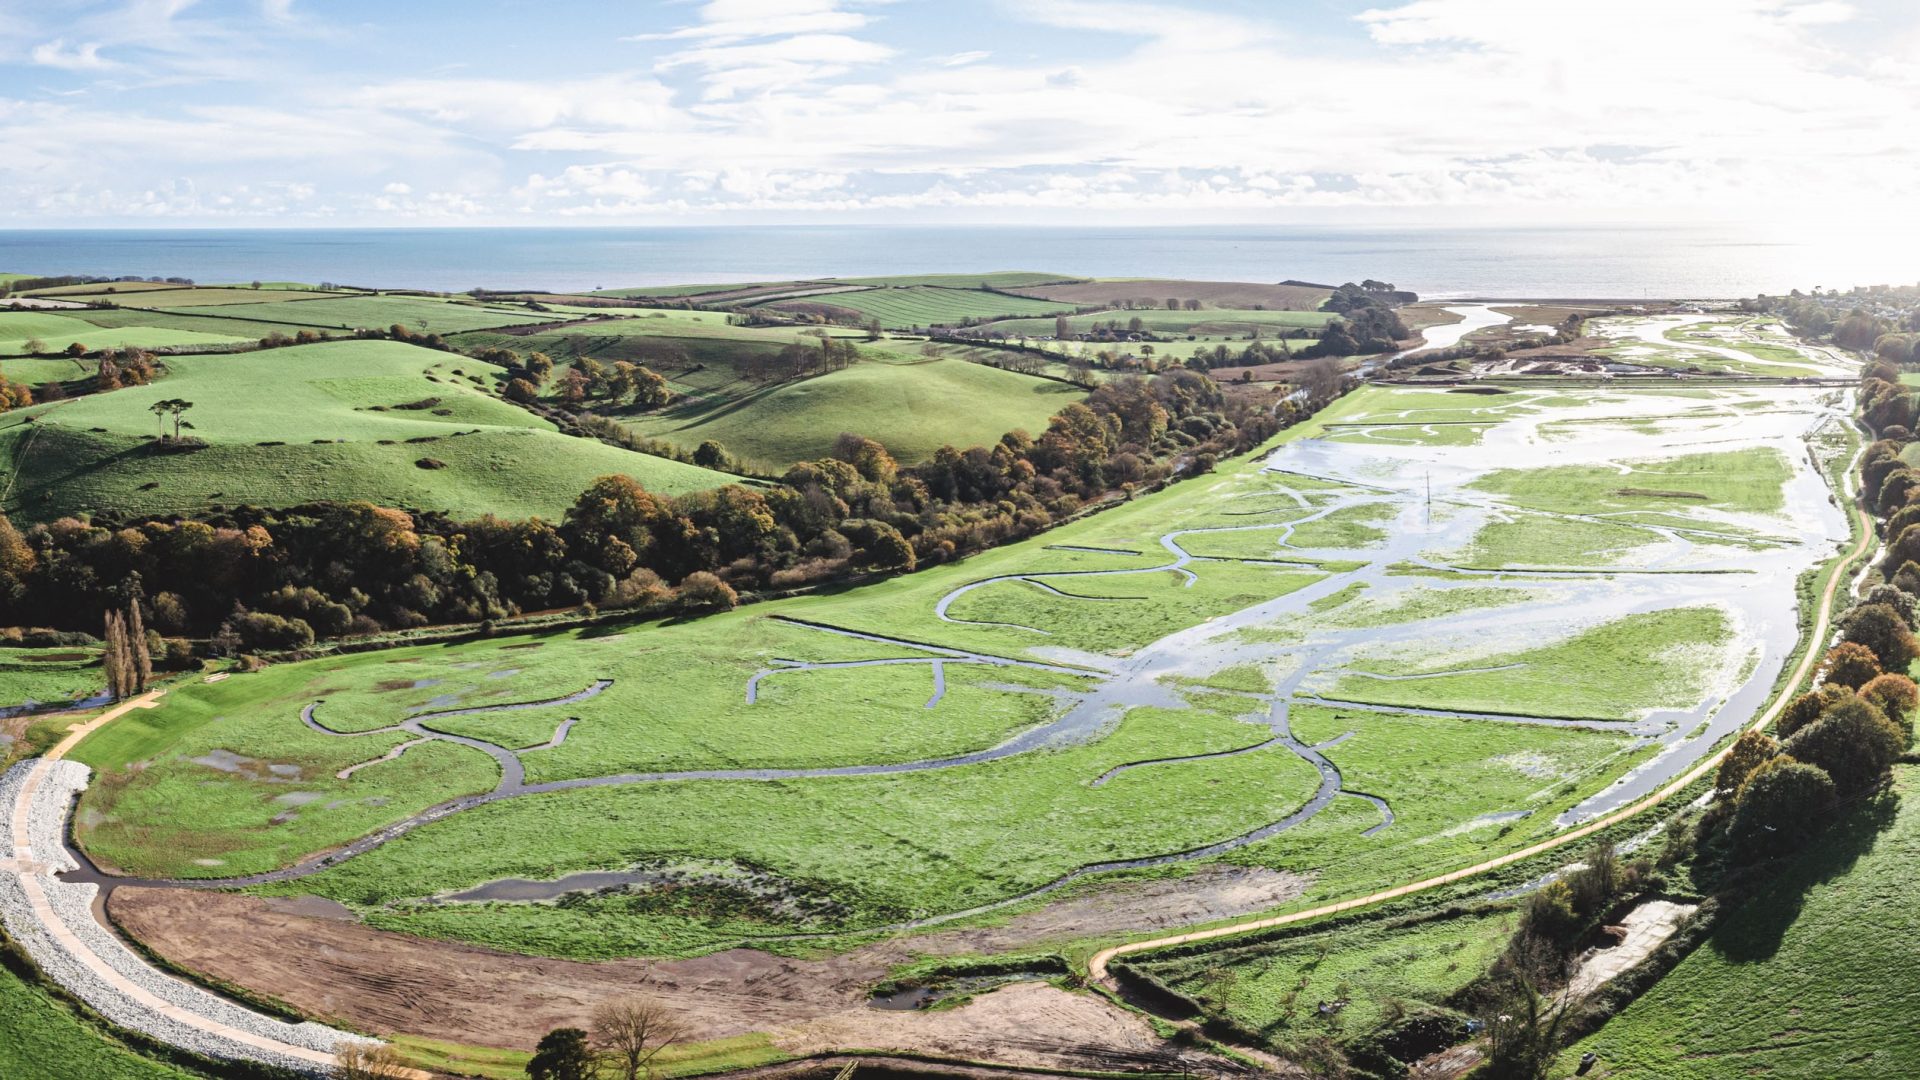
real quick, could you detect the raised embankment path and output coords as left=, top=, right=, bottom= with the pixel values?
left=0, top=692, right=396, bottom=1077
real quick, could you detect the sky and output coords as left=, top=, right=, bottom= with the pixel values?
left=1, top=0, right=1917, bottom=227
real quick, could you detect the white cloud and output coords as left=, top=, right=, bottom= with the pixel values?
left=29, top=40, right=113, bottom=71
left=660, top=32, right=895, bottom=98
left=0, top=0, right=1915, bottom=224
left=629, top=0, right=873, bottom=44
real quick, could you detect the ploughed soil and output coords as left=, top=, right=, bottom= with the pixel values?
left=109, top=865, right=1308, bottom=1070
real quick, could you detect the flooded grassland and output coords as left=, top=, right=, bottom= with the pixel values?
left=65, top=315, right=1859, bottom=963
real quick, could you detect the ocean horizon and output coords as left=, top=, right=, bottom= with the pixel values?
left=2, top=223, right=1912, bottom=300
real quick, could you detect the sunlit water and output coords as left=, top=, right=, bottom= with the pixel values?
left=3, top=223, right=1912, bottom=296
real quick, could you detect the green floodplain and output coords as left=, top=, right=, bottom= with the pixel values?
left=66, top=368, right=1853, bottom=970
left=7, top=282, right=1906, bottom=1077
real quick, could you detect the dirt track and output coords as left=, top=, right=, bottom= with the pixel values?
left=109, top=865, right=1307, bottom=1069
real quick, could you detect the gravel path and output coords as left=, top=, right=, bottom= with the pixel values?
left=1, top=758, right=378, bottom=1076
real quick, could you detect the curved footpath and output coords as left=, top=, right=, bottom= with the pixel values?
left=1089, top=463, right=1875, bottom=982
left=0, top=692, right=392, bottom=1078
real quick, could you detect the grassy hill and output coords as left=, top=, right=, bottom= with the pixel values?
left=0, top=339, right=733, bottom=522
left=23, top=284, right=350, bottom=306
left=617, top=356, right=1083, bottom=471
left=155, top=295, right=551, bottom=334
left=66, top=307, right=361, bottom=341
left=760, top=285, right=1072, bottom=327
left=590, top=271, right=1079, bottom=299
left=0, top=311, right=249, bottom=356
left=1560, top=766, right=1920, bottom=1079
left=985, top=307, right=1335, bottom=338
left=1009, top=278, right=1332, bottom=310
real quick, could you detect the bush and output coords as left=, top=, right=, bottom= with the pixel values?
left=676, top=571, right=737, bottom=612
left=226, top=611, right=315, bottom=651
left=1728, top=758, right=1836, bottom=859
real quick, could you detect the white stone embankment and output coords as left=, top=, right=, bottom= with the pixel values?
left=0, top=758, right=375, bottom=1076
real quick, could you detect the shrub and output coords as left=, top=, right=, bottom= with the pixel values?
left=226, top=611, right=315, bottom=651
left=676, top=571, right=737, bottom=612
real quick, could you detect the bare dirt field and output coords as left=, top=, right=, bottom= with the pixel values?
left=109, top=866, right=1307, bottom=1069
left=1009, top=279, right=1331, bottom=311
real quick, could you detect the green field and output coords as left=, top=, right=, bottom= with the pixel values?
left=17, top=281, right=195, bottom=298
left=1560, top=767, right=1920, bottom=1079
left=1332, top=606, right=1734, bottom=720
left=589, top=272, right=1079, bottom=299
left=0, top=356, right=96, bottom=385
left=0, top=963, right=201, bottom=1080
left=54, top=378, right=1813, bottom=970
left=986, top=308, right=1336, bottom=339
left=0, top=647, right=104, bottom=710
left=0, top=311, right=248, bottom=355
left=0, top=339, right=733, bottom=521
left=57, top=286, right=352, bottom=307
left=616, top=356, right=1082, bottom=470
left=159, top=295, right=550, bottom=334
left=1132, top=903, right=1518, bottom=1043
left=762, top=285, right=1073, bottom=327
left=62, top=307, right=354, bottom=341
left=831, top=272, right=1080, bottom=289
left=1470, top=447, right=1791, bottom=518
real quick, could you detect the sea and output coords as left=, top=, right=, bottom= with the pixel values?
left=1, top=224, right=1913, bottom=300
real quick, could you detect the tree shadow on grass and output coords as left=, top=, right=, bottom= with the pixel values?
left=1707, top=785, right=1902, bottom=965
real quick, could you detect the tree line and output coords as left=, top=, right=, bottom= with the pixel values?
left=0, top=367, right=1344, bottom=654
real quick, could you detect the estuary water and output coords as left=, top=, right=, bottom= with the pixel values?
left=2, top=223, right=1912, bottom=299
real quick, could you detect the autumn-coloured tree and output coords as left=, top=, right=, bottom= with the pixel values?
left=1860, top=672, right=1919, bottom=735
left=1820, top=642, right=1882, bottom=690
left=1717, top=729, right=1779, bottom=795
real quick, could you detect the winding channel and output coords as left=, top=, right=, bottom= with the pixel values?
left=60, top=333, right=1859, bottom=950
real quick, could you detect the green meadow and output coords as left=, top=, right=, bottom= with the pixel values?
left=986, top=307, right=1337, bottom=339
left=160, top=294, right=550, bottom=334
left=1132, top=903, right=1519, bottom=1043
left=51, top=380, right=1798, bottom=967
left=0, top=964, right=201, bottom=1080
left=0, top=647, right=104, bottom=710
left=761, top=284, right=1072, bottom=326
left=1559, top=767, right=1920, bottom=1079
left=0, top=338, right=733, bottom=521
left=85, top=287, right=354, bottom=308
left=0, top=311, right=249, bottom=355
left=615, top=355, right=1083, bottom=469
